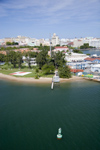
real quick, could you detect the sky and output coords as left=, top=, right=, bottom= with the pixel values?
left=0, top=0, right=100, bottom=39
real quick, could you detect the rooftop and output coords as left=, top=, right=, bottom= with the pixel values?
left=85, top=57, right=100, bottom=61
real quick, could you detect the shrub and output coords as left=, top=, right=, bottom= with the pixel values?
left=35, top=74, right=39, bottom=79
left=35, top=68, right=39, bottom=73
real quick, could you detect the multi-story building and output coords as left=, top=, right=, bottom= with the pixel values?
left=51, top=33, right=60, bottom=46
left=4, top=37, right=13, bottom=44
left=73, top=39, right=83, bottom=48
left=83, top=37, right=100, bottom=48
left=65, top=52, right=89, bottom=62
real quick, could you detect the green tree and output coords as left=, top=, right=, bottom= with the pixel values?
left=87, top=53, right=90, bottom=56
left=80, top=43, right=95, bottom=49
left=5, top=51, right=10, bottom=64
left=42, top=64, right=55, bottom=75
left=17, top=52, right=23, bottom=69
left=58, top=66, right=71, bottom=78
left=8, top=51, right=18, bottom=68
left=36, top=50, right=48, bottom=69
left=53, top=51, right=66, bottom=69
left=0, top=54, right=5, bottom=62
left=24, top=51, right=38, bottom=68
left=12, top=42, right=18, bottom=45
left=73, top=49, right=83, bottom=54
left=25, top=52, right=31, bottom=69
left=6, top=42, right=12, bottom=45
left=29, top=52, right=38, bottom=58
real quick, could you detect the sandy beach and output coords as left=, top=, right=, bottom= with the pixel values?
left=0, top=73, right=84, bottom=84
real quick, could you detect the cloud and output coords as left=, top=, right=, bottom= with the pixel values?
left=0, top=0, right=100, bottom=25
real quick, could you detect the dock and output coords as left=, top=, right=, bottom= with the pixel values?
left=51, top=71, right=60, bottom=89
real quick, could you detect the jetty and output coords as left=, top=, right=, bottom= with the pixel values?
left=51, top=71, right=60, bottom=89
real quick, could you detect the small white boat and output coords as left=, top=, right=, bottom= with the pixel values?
left=57, top=128, right=62, bottom=139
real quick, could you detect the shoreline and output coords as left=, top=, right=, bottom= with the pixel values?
left=0, top=73, right=84, bottom=84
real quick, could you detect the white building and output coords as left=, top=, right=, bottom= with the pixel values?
left=73, top=39, right=83, bottom=48
left=65, top=52, right=89, bottom=62
left=89, top=38, right=100, bottom=48
left=48, top=46, right=68, bottom=56
left=22, top=56, right=37, bottom=66
left=53, top=46, right=68, bottom=52
left=67, top=62, right=91, bottom=69
left=83, top=37, right=100, bottom=48
left=91, top=64, right=100, bottom=73
left=51, top=33, right=60, bottom=46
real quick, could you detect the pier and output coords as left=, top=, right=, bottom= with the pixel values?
left=51, top=71, right=60, bottom=89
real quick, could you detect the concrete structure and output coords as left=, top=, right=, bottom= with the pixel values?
left=1, top=36, right=100, bottom=47
left=65, top=52, right=89, bottom=62
left=67, top=62, right=91, bottom=70
left=84, top=57, right=100, bottom=63
left=22, top=56, right=37, bottom=66
left=73, top=39, right=83, bottom=48
left=83, top=37, right=100, bottom=48
left=0, top=51, right=7, bottom=55
left=51, top=33, right=60, bottom=46
left=48, top=46, right=68, bottom=56
left=91, top=64, right=100, bottom=73
left=4, top=37, right=13, bottom=44
left=53, top=46, right=68, bottom=52
left=13, top=48, right=30, bottom=53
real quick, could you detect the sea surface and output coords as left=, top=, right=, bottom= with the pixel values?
left=82, top=49, right=100, bottom=55
left=0, top=79, right=100, bottom=150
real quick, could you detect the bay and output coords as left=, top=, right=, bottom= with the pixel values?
left=0, top=79, right=100, bottom=150
left=82, top=49, right=100, bottom=55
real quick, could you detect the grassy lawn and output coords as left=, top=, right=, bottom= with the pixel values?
left=0, top=68, right=35, bottom=77
left=0, top=68, right=54, bottom=78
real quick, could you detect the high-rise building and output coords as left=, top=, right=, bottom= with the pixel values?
left=51, top=33, right=60, bottom=46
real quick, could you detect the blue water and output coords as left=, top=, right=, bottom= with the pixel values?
left=82, top=49, right=100, bottom=55
left=0, top=79, right=100, bottom=150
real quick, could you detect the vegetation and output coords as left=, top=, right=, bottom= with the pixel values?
left=53, top=51, right=66, bottom=69
left=35, top=74, right=39, bottom=79
left=36, top=50, right=48, bottom=69
left=0, top=46, right=71, bottom=78
left=0, top=54, right=5, bottom=62
left=6, top=42, right=18, bottom=45
left=42, top=64, right=55, bottom=75
left=73, top=49, right=83, bottom=54
left=80, top=43, right=95, bottom=49
left=58, top=66, right=71, bottom=78
left=56, top=44, right=60, bottom=46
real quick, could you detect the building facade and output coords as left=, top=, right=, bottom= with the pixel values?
left=51, top=33, right=60, bottom=46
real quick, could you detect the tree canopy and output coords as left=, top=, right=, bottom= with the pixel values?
left=53, top=51, right=66, bottom=69
left=36, top=50, right=48, bottom=69
left=80, top=43, right=95, bottom=49
left=73, top=49, right=83, bottom=54
left=6, top=42, right=18, bottom=45
left=58, top=66, right=71, bottom=78
left=42, top=64, right=55, bottom=75
left=0, top=54, right=5, bottom=62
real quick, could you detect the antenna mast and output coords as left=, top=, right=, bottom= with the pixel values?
left=50, top=34, right=52, bottom=57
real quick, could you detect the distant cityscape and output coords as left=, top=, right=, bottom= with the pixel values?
left=0, top=33, right=100, bottom=48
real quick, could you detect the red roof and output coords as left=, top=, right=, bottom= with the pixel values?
left=71, top=69, right=83, bottom=73
left=67, top=42, right=74, bottom=45
left=55, top=46, right=68, bottom=49
left=85, top=57, right=100, bottom=61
